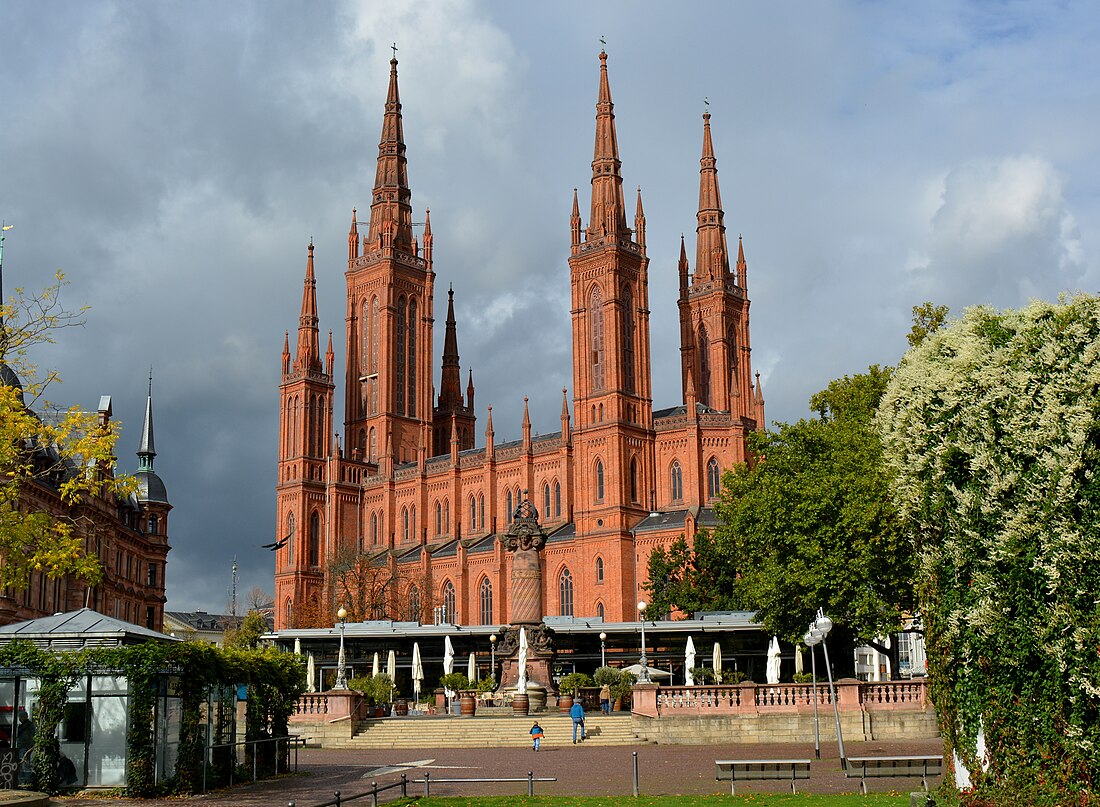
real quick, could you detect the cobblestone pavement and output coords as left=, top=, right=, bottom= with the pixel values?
left=57, top=738, right=945, bottom=805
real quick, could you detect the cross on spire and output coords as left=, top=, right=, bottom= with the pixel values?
left=391, top=42, right=398, bottom=59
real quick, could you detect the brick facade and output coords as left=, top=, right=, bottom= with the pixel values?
left=274, top=52, right=762, bottom=630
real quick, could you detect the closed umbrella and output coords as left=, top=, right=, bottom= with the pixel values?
left=306, top=652, right=316, bottom=693
left=712, top=642, right=723, bottom=684
left=467, top=651, right=476, bottom=683
left=387, top=649, right=396, bottom=682
left=685, top=636, right=697, bottom=685
left=795, top=645, right=804, bottom=676
left=517, top=627, right=529, bottom=693
left=766, top=636, right=781, bottom=684
left=444, top=635, right=455, bottom=675
left=293, top=637, right=301, bottom=655
left=411, top=642, right=424, bottom=703
left=372, top=652, right=380, bottom=678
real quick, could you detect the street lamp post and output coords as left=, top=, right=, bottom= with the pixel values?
left=637, top=601, right=651, bottom=683
left=812, top=609, right=846, bottom=768
left=489, top=633, right=497, bottom=682
left=599, top=632, right=607, bottom=668
left=334, top=606, right=348, bottom=690
left=802, top=630, right=822, bottom=760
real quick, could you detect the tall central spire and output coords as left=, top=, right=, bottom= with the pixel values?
left=138, top=370, right=156, bottom=471
left=367, top=57, right=414, bottom=254
left=294, top=243, right=322, bottom=374
left=588, top=51, right=629, bottom=240
left=695, top=110, right=729, bottom=283
left=438, top=286, right=462, bottom=408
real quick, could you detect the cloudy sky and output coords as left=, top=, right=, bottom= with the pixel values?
left=2, top=1, right=1097, bottom=613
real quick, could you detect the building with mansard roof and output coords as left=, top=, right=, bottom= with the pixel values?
left=274, top=51, right=762, bottom=631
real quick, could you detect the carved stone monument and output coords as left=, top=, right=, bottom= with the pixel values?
left=497, top=497, right=556, bottom=704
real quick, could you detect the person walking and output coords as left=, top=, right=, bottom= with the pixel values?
left=570, top=699, right=586, bottom=743
left=530, top=721, right=543, bottom=751
left=599, top=683, right=611, bottom=715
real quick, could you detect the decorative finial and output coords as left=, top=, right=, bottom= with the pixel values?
left=391, top=42, right=398, bottom=60
left=148, top=366, right=153, bottom=396
left=599, top=35, right=606, bottom=51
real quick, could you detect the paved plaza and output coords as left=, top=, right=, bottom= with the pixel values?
left=55, top=737, right=945, bottom=805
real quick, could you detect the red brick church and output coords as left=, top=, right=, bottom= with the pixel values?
left=274, top=52, right=762, bottom=631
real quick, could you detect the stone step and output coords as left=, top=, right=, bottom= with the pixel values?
left=339, top=714, right=642, bottom=749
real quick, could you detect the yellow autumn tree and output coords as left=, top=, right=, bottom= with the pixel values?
left=0, top=271, right=132, bottom=589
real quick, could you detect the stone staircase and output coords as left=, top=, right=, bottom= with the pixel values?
left=329, top=712, right=641, bottom=749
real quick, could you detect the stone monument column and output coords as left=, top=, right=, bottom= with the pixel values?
left=496, top=497, right=556, bottom=702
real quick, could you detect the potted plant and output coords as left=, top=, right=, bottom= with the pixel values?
left=792, top=672, right=814, bottom=684
left=367, top=673, right=394, bottom=716
left=690, top=666, right=715, bottom=685
left=557, top=672, right=592, bottom=711
left=610, top=669, right=636, bottom=711
left=476, top=675, right=497, bottom=706
left=439, top=673, right=470, bottom=716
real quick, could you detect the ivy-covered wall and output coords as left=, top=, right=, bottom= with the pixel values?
left=878, top=296, right=1100, bottom=806
left=0, top=640, right=304, bottom=796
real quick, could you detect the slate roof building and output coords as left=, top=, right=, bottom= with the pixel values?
left=275, top=51, right=762, bottom=631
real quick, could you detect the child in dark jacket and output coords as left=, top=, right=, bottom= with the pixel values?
left=530, top=721, right=543, bottom=751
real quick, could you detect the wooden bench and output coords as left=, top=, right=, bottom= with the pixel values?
left=715, top=759, right=812, bottom=795
left=845, top=755, right=943, bottom=794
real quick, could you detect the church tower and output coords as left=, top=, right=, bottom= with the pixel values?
left=569, top=51, right=655, bottom=553
left=344, top=57, right=435, bottom=466
left=276, top=243, right=335, bottom=627
left=433, top=286, right=475, bottom=454
left=677, top=109, right=755, bottom=417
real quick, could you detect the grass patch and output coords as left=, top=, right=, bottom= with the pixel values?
left=390, top=795, right=915, bottom=806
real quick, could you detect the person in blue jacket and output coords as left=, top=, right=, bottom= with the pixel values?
left=570, top=700, right=586, bottom=743
left=530, top=721, right=543, bottom=751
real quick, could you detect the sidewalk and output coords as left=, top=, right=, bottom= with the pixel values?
left=56, top=738, right=944, bottom=805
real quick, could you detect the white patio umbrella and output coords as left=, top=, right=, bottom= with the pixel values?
left=622, top=663, right=672, bottom=679
left=712, top=642, right=723, bottom=683
left=685, top=636, right=697, bottom=685
left=411, top=642, right=424, bottom=703
left=293, top=637, right=301, bottom=655
left=517, top=627, right=529, bottom=693
left=306, top=652, right=316, bottom=693
left=467, top=651, right=476, bottom=682
left=372, top=652, right=380, bottom=678
left=444, top=635, right=455, bottom=675
left=387, top=649, right=396, bottom=682
left=766, top=636, right=781, bottom=684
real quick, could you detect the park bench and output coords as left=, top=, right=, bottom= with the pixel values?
left=714, top=759, right=811, bottom=795
left=845, top=755, right=943, bottom=794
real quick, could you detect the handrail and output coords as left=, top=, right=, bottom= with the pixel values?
left=288, top=776, right=409, bottom=807
left=204, top=734, right=305, bottom=792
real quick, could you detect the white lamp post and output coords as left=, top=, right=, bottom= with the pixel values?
left=813, top=608, right=846, bottom=768
left=802, top=629, right=822, bottom=760
left=599, top=631, right=607, bottom=668
left=489, top=633, right=497, bottom=681
left=637, top=601, right=651, bottom=683
left=334, top=606, right=348, bottom=690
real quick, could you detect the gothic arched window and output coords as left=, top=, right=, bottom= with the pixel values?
left=285, top=598, right=293, bottom=626
left=596, top=601, right=605, bottom=619
left=595, top=556, right=604, bottom=583
left=407, top=297, right=418, bottom=417
left=435, top=501, right=443, bottom=536
left=402, top=507, right=410, bottom=542
left=468, top=494, right=477, bottom=531
left=559, top=568, right=574, bottom=617
left=308, top=511, right=320, bottom=567
left=543, top=482, right=551, bottom=516
left=697, top=324, right=711, bottom=406
left=408, top=586, right=421, bottom=622
left=396, top=295, right=407, bottom=415
left=622, top=287, right=635, bottom=394
left=479, top=493, right=485, bottom=530
left=630, top=457, right=639, bottom=503
left=442, top=581, right=456, bottom=623
left=595, top=459, right=605, bottom=502
left=286, top=512, right=295, bottom=565
left=370, top=512, right=379, bottom=545
left=369, top=427, right=377, bottom=462
left=589, top=286, right=604, bottom=391
left=707, top=457, right=721, bottom=500
left=505, top=489, right=513, bottom=524
left=554, top=481, right=561, bottom=517
left=479, top=577, right=493, bottom=625
left=671, top=461, right=683, bottom=502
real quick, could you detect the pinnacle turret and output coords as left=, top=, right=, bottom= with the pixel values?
left=588, top=51, right=629, bottom=241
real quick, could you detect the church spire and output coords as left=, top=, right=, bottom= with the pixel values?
left=588, top=51, right=628, bottom=240
left=138, top=370, right=156, bottom=471
left=736, top=234, right=748, bottom=289
left=294, top=242, right=322, bottom=375
left=634, top=186, right=646, bottom=250
left=438, top=286, right=462, bottom=408
left=348, top=208, right=359, bottom=261
left=368, top=56, right=413, bottom=253
left=695, top=109, right=729, bottom=283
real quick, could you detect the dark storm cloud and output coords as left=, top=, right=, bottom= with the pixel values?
left=1, top=0, right=1098, bottom=612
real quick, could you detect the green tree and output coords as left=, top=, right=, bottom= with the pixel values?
left=644, top=530, right=741, bottom=619
left=713, top=367, right=913, bottom=674
left=224, top=610, right=268, bottom=649
left=906, top=301, right=949, bottom=348
left=878, top=295, right=1100, bottom=802
left=0, top=273, right=132, bottom=590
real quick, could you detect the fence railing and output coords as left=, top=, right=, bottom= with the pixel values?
left=204, top=735, right=305, bottom=792
left=284, top=770, right=557, bottom=806
left=288, top=778, right=409, bottom=807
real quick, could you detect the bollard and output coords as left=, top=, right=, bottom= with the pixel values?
left=370, top=780, right=378, bottom=807
left=424, top=770, right=431, bottom=797
left=528, top=770, right=534, bottom=797
left=253, top=744, right=258, bottom=782
left=333, top=790, right=341, bottom=807
left=632, top=751, right=639, bottom=796
left=401, top=773, right=408, bottom=797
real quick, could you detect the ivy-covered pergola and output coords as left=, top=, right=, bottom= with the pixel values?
left=0, top=609, right=304, bottom=796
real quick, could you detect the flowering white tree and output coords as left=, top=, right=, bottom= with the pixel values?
left=877, top=295, right=1100, bottom=802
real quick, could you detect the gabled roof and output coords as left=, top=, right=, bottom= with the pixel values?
left=0, top=608, right=179, bottom=649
